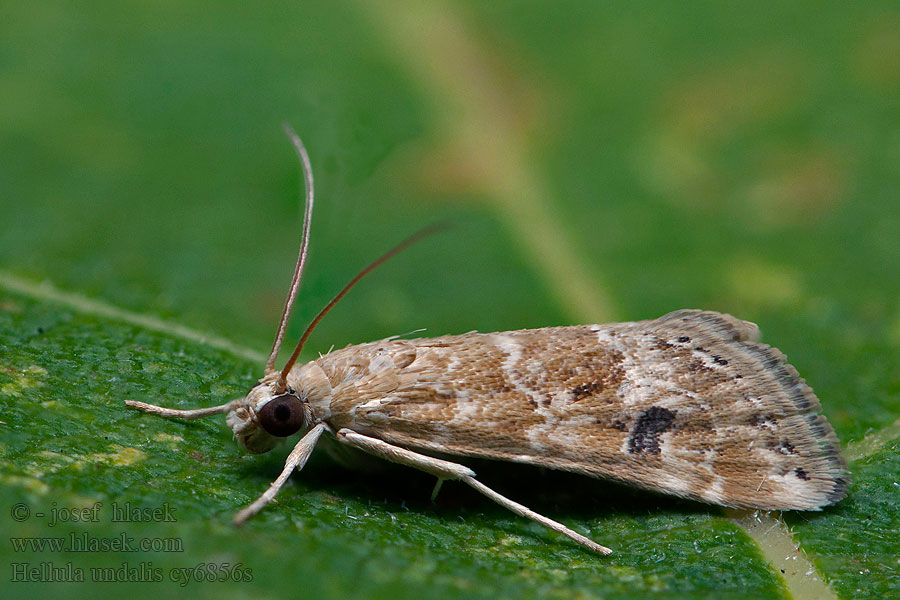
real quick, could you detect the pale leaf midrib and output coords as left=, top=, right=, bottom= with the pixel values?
left=0, top=269, right=266, bottom=364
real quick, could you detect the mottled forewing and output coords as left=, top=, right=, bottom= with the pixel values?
left=316, top=310, right=848, bottom=510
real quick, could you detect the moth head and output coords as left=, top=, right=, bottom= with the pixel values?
left=226, top=377, right=313, bottom=454
left=124, top=366, right=328, bottom=456
left=124, top=127, right=427, bottom=457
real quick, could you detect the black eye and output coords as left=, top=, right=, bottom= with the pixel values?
left=257, top=393, right=307, bottom=437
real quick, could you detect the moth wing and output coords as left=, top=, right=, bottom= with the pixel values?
left=321, top=311, right=848, bottom=510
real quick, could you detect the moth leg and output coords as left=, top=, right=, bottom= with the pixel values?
left=462, top=477, right=612, bottom=554
left=430, top=479, right=445, bottom=503
left=233, top=422, right=327, bottom=526
left=335, top=428, right=612, bottom=554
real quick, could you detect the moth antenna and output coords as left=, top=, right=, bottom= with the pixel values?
left=124, top=399, right=235, bottom=419
left=265, top=124, right=315, bottom=376
left=277, top=222, right=448, bottom=388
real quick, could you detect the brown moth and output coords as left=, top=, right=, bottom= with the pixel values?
left=126, top=127, right=849, bottom=554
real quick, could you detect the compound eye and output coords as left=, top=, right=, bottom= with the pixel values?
left=257, top=393, right=307, bottom=437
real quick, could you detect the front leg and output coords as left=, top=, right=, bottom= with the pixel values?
left=335, top=428, right=612, bottom=554
left=233, top=423, right=327, bottom=526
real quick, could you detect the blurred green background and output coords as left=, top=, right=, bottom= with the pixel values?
left=2, top=1, right=899, bottom=598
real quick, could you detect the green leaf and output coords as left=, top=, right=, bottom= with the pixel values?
left=2, top=1, right=898, bottom=598
left=2, top=292, right=788, bottom=600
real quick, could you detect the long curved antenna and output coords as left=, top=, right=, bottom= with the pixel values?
left=277, top=222, right=448, bottom=390
left=265, top=124, right=315, bottom=375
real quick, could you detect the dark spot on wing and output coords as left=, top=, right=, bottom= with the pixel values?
left=572, top=381, right=602, bottom=401
left=628, top=406, right=676, bottom=455
left=570, top=362, right=625, bottom=402
left=654, top=338, right=675, bottom=350
left=712, top=355, right=729, bottom=366
left=677, top=336, right=691, bottom=343
left=773, top=439, right=795, bottom=455
left=688, top=358, right=711, bottom=373
left=795, top=468, right=810, bottom=481
left=749, top=414, right=777, bottom=428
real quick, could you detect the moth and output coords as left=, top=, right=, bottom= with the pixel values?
left=126, top=127, right=849, bottom=554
